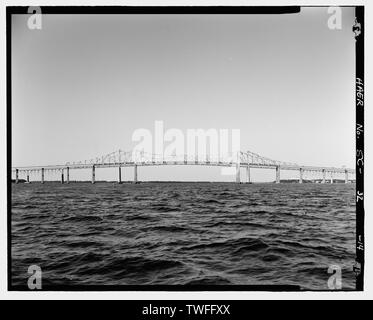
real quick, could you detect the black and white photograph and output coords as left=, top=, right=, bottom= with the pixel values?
left=7, top=5, right=365, bottom=293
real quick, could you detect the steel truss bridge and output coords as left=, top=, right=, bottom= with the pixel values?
left=11, top=149, right=356, bottom=184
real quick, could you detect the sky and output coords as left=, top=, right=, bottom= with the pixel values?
left=11, top=7, right=356, bottom=182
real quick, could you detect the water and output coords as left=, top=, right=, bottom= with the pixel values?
left=11, top=182, right=356, bottom=290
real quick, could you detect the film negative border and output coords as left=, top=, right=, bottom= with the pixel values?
left=354, top=6, right=364, bottom=291
left=6, top=5, right=364, bottom=292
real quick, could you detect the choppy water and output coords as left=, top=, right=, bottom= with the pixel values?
left=11, top=182, right=356, bottom=290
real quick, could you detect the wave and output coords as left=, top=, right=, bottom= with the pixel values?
left=63, top=215, right=104, bottom=223
left=150, top=204, right=180, bottom=212
left=182, top=237, right=269, bottom=254
left=184, top=275, right=232, bottom=285
left=148, top=225, right=189, bottom=232
left=92, top=256, right=183, bottom=276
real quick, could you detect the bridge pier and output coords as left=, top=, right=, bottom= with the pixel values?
left=134, top=165, right=138, bottom=183
left=118, top=166, right=122, bottom=184
left=15, top=169, right=19, bottom=184
left=235, top=162, right=240, bottom=183
left=322, top=169, right=326, bottom=183
left=66, top=167, right=69, bottom=184
left=61, top=169, right=64, bottom=184
left=299, top=168, right=303, bottom=184
left=330, top=172, right=334, bottom=184
left=246, top=165, right=250, bottom=183
left=27, top=172, right=30, bottom=183
left=345, top=170, right=348, bottom=184
left=41, top=168, right=44, bottom=184
left=92, top=165, right=95, bottom=184
left=275, top=166, right=280, bottom=183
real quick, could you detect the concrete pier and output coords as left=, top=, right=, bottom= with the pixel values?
left=27, top=172, right=30, bottom=183
left=299, top=168, right=303, bottom=184
left=66, top=167, right=69, bottom=184
left=236, top=162, right=240, bottom=183
left=345, top=170, right=348, bottom=184
left=61, top=170, right=64, bottom=184
left=322, top=169, right=326, bottom=184
left=16, top=169, right=19, bottom=184
left=41, top=168, right=44, bottom=184
left=330, top=172, right=334, bottom=184
left=246, top=165, right=250, bottom=183
left=92, top=165, right=95, bottom=184
left=275, top=166, right=280, bottom=183
left=134, top=165, right=138, bottom=183
left=118, top=166, right=122, bottom=184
